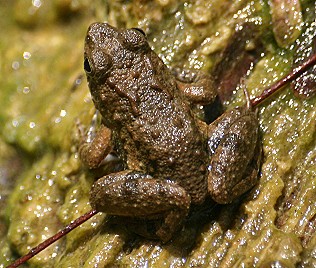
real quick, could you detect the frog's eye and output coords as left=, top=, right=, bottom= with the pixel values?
left=84, top=50, right=113, bottom=77
left=131, top=27, right=146, bottom=37
left=122, top=28, right=149, bottom=51
left=84, top=57, right=92, bottom=73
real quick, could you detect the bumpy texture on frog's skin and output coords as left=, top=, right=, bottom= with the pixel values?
left=81, top=22, right=260, bottom=242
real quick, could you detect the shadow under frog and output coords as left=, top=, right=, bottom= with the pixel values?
left=81, top=22, right=260, bottom=243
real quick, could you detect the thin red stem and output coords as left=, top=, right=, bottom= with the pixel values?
left=7, top=209, right=98, bottom=268
left=251, top=53, right=316, bottom=107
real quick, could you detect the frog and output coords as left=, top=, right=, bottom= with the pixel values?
left=81, top=22, right=261, bottom=242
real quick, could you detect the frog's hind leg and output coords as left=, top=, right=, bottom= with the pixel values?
left=206, top=106, right=261, bottom=204
left=89, top=170, right=191, bottom=242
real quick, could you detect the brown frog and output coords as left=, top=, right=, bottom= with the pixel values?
left=81, top=22, right=260, bottom=242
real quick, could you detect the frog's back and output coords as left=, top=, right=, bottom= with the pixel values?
left=126, top=88, right=208, bottom=205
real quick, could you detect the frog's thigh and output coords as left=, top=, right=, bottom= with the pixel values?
left=79, top=124, right=112, bottom=169
left=89, top=170, right=191, bottom=241
left=207, top=112, right=259, bottom=204
left=175, top=70, right=216, bottom=104
left=208, top=136, right=253, bottom=204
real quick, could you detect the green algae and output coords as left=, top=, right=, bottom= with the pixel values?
left=1, top=0, right=316, bottom=267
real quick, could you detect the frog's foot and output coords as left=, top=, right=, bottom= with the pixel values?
left=172, top=68, right=217, bottom=105
left=89, top=170, right=191, bottom=242
left=113, top=216, right=176, bottom=242
left=113, top=217, right=163, bottom=240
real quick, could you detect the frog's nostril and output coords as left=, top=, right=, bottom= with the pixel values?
left=84, top=58, right=92, bottom=73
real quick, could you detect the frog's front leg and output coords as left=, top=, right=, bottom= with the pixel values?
left=207, top=106, right=261, bottom=204
left=78, top=117, right=112, bottom=169
left=89, top=170, right=191, bottom=242
left=173, top=68, right=217, bottom=105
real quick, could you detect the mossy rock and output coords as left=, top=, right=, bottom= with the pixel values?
left=1, top=1, right=315, bottom=267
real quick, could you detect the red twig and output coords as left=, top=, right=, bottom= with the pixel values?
left=7, top=209, right=98, bottom=268
left=251, top=53, right=316, bottom=107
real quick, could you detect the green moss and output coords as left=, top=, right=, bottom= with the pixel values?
left=1, top=0, right=316, bottom=267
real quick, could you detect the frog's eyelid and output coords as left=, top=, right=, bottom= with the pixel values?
left=131, top=27, right=146, bottom=37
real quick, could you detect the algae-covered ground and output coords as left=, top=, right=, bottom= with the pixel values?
left=1, top=1, right=316, bottom=267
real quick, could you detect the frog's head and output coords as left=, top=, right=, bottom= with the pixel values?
left=84, top=22, right=151, bottom=85
left=84, top=23, right=158, bottom=116
left=84, top=23, right=174, bottom=120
